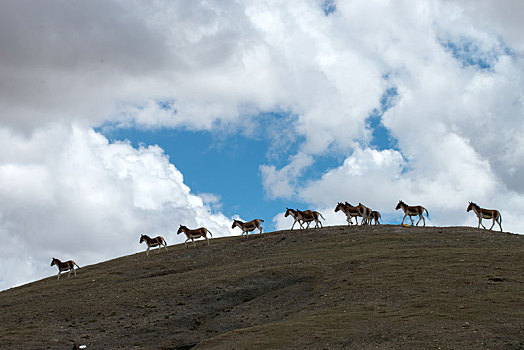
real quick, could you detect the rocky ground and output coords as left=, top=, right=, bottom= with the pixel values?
left=0, top=224, right=523, bottom=349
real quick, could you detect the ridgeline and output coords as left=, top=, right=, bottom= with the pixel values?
left=1, top=225, right=523, bottom=349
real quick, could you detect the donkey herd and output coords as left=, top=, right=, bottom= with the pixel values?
left=50, top=200, right=503, bottom=279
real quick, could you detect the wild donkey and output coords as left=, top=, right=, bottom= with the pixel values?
left=297, top=209, right=325, bottom=229
left=284, top=208, right=303, bottom=230
left=139, top=234, right=168, bottom=256
left=369, top=210, right=381, bottom=225
left=50, top=258, right=80, bottom=280
left=395, top=200, right=429, bottom=226
left=335, top=202, right=361, bottom=225
left=358, top=203, right=373, bottom=225
left=177, top=225, right=213, bottom=248
left=467, top=202, right=502, bottom=232
left=334, top=202, right=373, bottom=225
left=285, top=208, right=324, bottom=229
left=232, top=219, right=264, bottom=238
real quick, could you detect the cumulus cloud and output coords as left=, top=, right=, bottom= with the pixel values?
left=0, top=125, right=233, bottom=290
left=260, top=1, right=524, bottom=233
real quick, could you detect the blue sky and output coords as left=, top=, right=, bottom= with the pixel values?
left=98, top=74, right=405, bottom=230
left=98, top=84, right=401, bottom=232
left=1, top=0, right=524, bottom=291
left=98, top=124, right=307, bottom=232
left=98, top=106, right=375, bottom=232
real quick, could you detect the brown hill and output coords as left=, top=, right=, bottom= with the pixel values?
left=0, top=225, right=523, bottom=349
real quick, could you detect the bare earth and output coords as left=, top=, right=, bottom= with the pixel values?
left=0, top=225, right=523, bottom=349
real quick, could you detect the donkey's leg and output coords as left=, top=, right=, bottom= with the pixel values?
left=401, top=214, right=407, bottom=225
left=57, top=271, right=61, bottom=280
left=489, top=218, right=496, bottom=230
left=479, top=218, right=486, bottom=229
left=497, top=217, right=503, bottom=232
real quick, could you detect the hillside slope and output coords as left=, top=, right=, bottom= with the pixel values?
left=0, top=225, right=523, bottom=349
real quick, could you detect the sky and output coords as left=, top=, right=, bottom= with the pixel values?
left=1, top=0, right=524, bottom=291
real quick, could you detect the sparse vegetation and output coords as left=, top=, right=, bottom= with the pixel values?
left=0, top=225, right=523, bottom=349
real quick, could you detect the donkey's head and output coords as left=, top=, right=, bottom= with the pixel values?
left=231, top=220, right=242, bottom=229
left=177, top=225, right=187, bottom=235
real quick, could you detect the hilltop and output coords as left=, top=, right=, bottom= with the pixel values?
left=0, top=225, right=523, bottom=349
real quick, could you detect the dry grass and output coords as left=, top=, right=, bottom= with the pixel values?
left=0, top=225, right=523, bottom=349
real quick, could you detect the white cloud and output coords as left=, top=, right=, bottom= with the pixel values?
left=0, top=125, right=234, bottom=290
left=260, top=152, right=314, bottom=199
left=257, top=1, right=524, bottom=233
